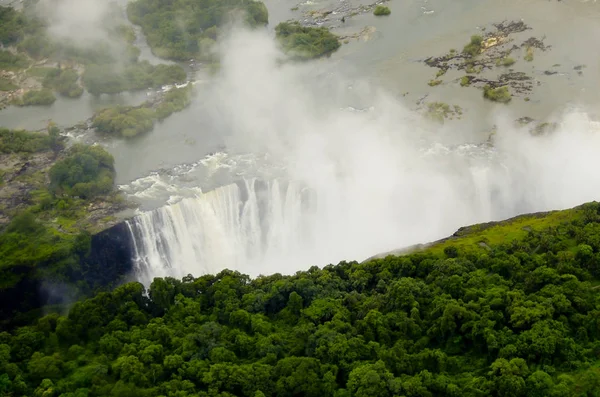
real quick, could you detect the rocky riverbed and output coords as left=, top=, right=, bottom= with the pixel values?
left=423, top=21, right=551, bottom=97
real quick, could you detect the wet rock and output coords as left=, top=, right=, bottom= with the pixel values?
left=423, top=20, right=551, bottom=97
left=470, top=72, right=533, bottom=95
left=516, top=116, right=535, bottom=125
left=339, top=26, right=379, bottom=42
left=421, top=102, right=464, bottom=123
left=574, top=64, right=586, bottom=76
left=298, top=0, right=390, bottom=28
left=493, top=20, right=531, bottom=36
left=521, top=37, right=551, bottom=51
left=531, top=121, right=559, bottom=136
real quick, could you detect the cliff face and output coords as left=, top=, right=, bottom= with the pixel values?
left=83, top=221, right=136, bottom=288
left=0, top=221, right=136, bottom=329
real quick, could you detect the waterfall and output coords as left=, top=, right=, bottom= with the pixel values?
left=125, top=132, right=600, bottom=284
left=125, top=147, right=511, bottom=283
left=126, top=178, right=316, bottom=283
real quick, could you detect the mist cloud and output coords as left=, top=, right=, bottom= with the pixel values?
left=36, top=0, right=125, bottom=48
left=130, top=26, right=600, bottom=278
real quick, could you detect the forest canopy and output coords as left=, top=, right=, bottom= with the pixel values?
left=127, top=0, right=269, bottom=60
left=2, top=202, right=600, bottom=396
left=49, top=144, right=115, bottom=199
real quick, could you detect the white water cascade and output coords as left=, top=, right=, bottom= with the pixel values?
left=125, top=113, right=600, bottom=283
left=125, top=145, right=512, bottom=283
left=127, top=178, right=317, bottom=282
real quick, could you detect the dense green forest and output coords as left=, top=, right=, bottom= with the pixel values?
left=127, top=0, right=269, bottom=60
left=2, top=201, right=600, bottom=396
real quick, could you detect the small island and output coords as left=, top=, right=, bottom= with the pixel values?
left=373, top=5, right=391, bottom=16
left=127, top=0, right=269, bottom=61
left=275, top=21, right=341, bottom=60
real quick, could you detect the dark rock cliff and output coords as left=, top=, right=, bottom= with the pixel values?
left=0, top=221, right=137, bottom=329
left=82, top=221, right=136, bottom=288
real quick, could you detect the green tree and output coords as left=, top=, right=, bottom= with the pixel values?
left=347, top=361, right=395, bottom=397
left=49, top=144, right=115, bottom=198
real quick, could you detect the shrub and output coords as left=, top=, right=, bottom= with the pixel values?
left=92, top=106, right=155, bottom=138
left=0, top=128, right=52, bottom=153
left=43, top=68, right=83, bottom=98
left=483, top=85, right=511, bottom=103
left=373, top=5, right=391, bottom=16
left=49, top=144, right=115, bottom=199
left=524, top=46, right=534, bottom=62
left=45, top=69, right=81, bottom=96
left=155, top=86, right=192, bottom=120
left=275, top=21, right=341, bottom=60
left=17, top=34, right=56, bottom=59
left=496, top=57, right=515, bottom=67
left=83, top=62, right=186, bottom=96
left=424, top=102, right=462, bottom=123
left=14, top=89, right=56, bottom=106
left=463, top=35, right=483, bottom=57
left=0, top=5, right=44, bottom=46
left=0, top=49, right=29, bottom=70
left=90, top=86, right=193, bottom=138
left=0, top=77, right=18, bottom=91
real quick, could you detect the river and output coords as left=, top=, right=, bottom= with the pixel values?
left=2, top=0, right=600, bottom=214
left=107, top=0, right=600, bottom=201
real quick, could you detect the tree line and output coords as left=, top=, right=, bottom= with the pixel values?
left=1, top=201, right=600, bottom=396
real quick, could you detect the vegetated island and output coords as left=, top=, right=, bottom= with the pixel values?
left=1, top=191, right=600, bottom=395
left=373, top=5, right=391, bottom=16
left=424, top=20, right=551, bottom=102
left=127, top=0, right=343, bottom=62
left=0, top=4, right=188, bottom=107
left=89, top=84, right=194, bottom=139
left=275, top=21, right=341, bottom=60
left=126, top=0, right=269, bottom=61
left=422, top=102, right=464, bottom=124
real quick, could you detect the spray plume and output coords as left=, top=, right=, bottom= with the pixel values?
left=128, top=27, right=600, bottom=281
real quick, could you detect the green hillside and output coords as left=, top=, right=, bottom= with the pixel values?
left=1, top=202, right=600, bottom=396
